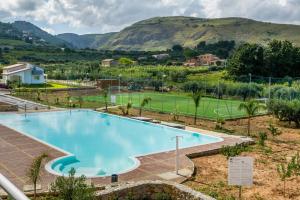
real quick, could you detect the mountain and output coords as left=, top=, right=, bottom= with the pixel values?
left=2, top=17, right=300, bottom=51
left=56, top=32, right=117, bottom=49
left=0, top=22, right=23, bottom=39
left=98, top=16, right=300, bottom=51
left=11, top=21, right=71, bottom=47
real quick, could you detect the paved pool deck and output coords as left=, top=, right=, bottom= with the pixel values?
left=0, top=121, right=252, bottom=195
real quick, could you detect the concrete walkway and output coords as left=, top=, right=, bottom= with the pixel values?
left=0, top=122, right=252, bottom=195
left=0, top=94, right=48, bottom=110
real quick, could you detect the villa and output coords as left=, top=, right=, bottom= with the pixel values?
left=184, top=53, right=226, bottom=67
left=2, top=63, right=46, bottom=85
left=101, top=59, right=119, bottom=67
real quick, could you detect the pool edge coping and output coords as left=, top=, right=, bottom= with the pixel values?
left=0, top=109, right=251, bottom=180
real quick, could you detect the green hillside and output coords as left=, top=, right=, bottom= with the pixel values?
left=2, top=17, right=300, bottom=51
left=100, top=17, right=300, bottom=51
left=56, top=32, right=117, bottom=49
left=12, top=21, right=70, bottom=47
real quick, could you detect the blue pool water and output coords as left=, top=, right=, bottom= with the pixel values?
left=0, top=110, right=222, bottom=177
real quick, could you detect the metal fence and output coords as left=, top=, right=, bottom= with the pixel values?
left=16, top=74, right=300, bottom=120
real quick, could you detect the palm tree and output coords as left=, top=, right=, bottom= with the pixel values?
left=119, top=102, right=132, bottom=116
left=139, top=97, right=151, bottom=116
left=238, top=100, right=264, bottom=136
left=191, top=92, right=202, bottom=125
left=102, top=89, right=108, bottom=111
left=27, top=153, right=48, bottom=199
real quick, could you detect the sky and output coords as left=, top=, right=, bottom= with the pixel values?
left=0, top=0, right=300, bottom=35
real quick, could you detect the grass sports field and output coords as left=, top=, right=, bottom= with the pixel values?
left=81, top=92, right=262, bottom=120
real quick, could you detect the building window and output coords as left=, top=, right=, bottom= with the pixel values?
left=33, top=75, right=40, bottom=80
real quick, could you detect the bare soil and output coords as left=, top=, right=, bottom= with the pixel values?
left=109, top=108, right=300, bottom=200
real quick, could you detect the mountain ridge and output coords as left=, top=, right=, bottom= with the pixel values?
left=2, top=16, right=300, bottom=51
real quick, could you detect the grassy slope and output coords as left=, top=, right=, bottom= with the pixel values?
left=0, top=39, right=28, bottom=46
left=101, top=17, right=300, bottom=51
left=56, top=32, right=117, bottom=49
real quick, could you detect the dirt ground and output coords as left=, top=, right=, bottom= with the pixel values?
left=185, top=116, right=300, bottom=200
left=109, top=108, right=300, bottom=200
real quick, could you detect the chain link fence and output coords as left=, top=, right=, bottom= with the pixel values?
left=66, top=75, right=300, bottom=120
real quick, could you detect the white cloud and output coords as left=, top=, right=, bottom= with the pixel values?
left=0, top=0, right=300, bottom=34
left=41, top=27, right=56, bottom=35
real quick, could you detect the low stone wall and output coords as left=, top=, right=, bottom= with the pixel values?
left=96, top=180, right=215, bottom=200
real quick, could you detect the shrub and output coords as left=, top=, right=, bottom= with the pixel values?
left=267, top=123, right=282, bottom=138
left=221, top=143, right=248, bottom=159
left=50, top=168, right=96, bottom=200
left=119, top=102, right=132, bottom=116
left=268, top=99, right=300, bottom=127
left=258, top=132, right=267, bottom=146
left=215, top=116, right=225, bottom=130
left=277, top=163, right=293, bottom=197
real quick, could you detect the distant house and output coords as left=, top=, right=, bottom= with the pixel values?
left=152, top=54, right=170, bottom=60
left=2, top=63, right=45, bottom=85
left=184, top=53, right=226, bottom=67
left=183, top=58, right=201, bottom=67
left=101, top=59, right=119, bottom=67
left=197, top=54, right=226, bottom=66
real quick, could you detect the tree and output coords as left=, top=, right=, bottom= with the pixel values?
left=102, top=89, right=108, bottom=111
left=172, top=44, right=183, bottom=52
left=139, top=97, right=151, bottom=116
left=183, top=48, right=198, bottom=59
left=265, top=40, right=300, bottom=77
left=191, top=92, right=201, bottom=125
left=119, top=57, right=135, bottom=66
left=238, top=100, right=264, bottom=136
left=227, top=43, right=265, bottom=77
left=227, top=40, right=300, bottom=78
left=27, top=153, right=48, bottom=199
left=50, top=168, right=96, bottom=200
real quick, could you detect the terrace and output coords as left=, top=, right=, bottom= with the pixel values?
left=0, top=104, right=251, bottom=199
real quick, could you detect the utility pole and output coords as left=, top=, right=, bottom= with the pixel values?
left=249, top=73, right=252, bottom=98
left=161, top=74, right=166, bottom=93
left=118, top=74, right=122, bottom=93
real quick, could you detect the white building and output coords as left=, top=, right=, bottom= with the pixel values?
left=152, top=54, right=170, bottom=60
left=2, top=63, right=46, bottom=85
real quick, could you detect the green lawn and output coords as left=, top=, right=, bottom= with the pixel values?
left=81, top=92, right=261, bottom=120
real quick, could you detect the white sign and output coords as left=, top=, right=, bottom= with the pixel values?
left=110, top=95, right=116, bottom=104
left=228, top=157, right=253, bottom=186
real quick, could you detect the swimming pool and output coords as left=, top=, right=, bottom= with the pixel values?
left=0, top=110, right=223, bottom=177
